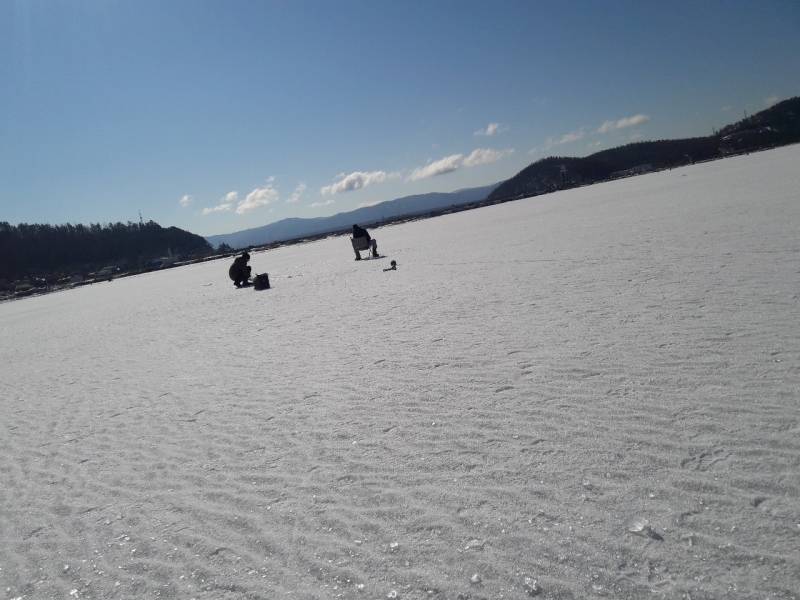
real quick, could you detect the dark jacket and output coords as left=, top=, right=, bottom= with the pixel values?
left=352, top=225, right=370, bottom=240
left=229, top=254, right=250, bottom=281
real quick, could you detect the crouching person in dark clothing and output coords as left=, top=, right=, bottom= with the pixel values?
left=228, top=252, right=252, bottom=287
left=352, top=224, right=379, bottom=260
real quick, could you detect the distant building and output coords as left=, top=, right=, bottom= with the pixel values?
left=610, top=164, right=653, bottom=179
left=146, top=256, right=177, bottom=270
left=94, top=266, right=119, bottom=279
left=720, top=126, right=776, bottom=154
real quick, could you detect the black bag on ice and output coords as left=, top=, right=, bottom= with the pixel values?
left=253, top=273, right=270, bottom=290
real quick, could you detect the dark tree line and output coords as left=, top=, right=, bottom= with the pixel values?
left=719, top=97, right=800, bottom=141
left=591, top=137, right=720, bottom=169
left=0, top=220, right=211, bottom=282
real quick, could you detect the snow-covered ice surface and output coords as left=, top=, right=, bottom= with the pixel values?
left=2, top=146, right=799, bottom=600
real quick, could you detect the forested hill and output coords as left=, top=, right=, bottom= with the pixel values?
left=488, top=137, right=720, bottom=201
left=489, top=96, right=800, bottom=202
left=0, top=221, right=211, bottom=282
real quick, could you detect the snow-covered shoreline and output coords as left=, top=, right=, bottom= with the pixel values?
left=2, top=145, right=798, bottom=599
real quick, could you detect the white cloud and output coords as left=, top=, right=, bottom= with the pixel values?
left=201, top=183, right=277, bottom=216
left=310, top=198, right=335, bottom=208
left=179, top=194, right=193, bottom=208
left=236, top=182, right=278, bottom=214
left=357, top=199, right=383, bottom=208
left=474, top=122, right=502, bottom=136
left=201, top=191, right=238, bottom=215
left=721, top=105, right=733, bottom=112
left=408, top=147, right=514, bottom=181
left=462, top=147, right=514, bottom=167
left=764, top=95, right=781, bottom=108
left=597, top=120, right=616, bottom=134
left=597, top=114, right=650, bottom=134
left=617, top=114, right=650, bottom=128
left=321, top=170, right=392, bottom=195
left=543, top=128, right=585, bottom=149
left=408, top=154, right=463, bottom=181
left=286, top=182, right=307, bottom=204
left=201, top=204, right=232, bottom=215
left=559, top=129, right=585, bottom=143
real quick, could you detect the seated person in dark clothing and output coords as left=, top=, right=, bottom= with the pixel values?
left=352, top=224, right=378, bottom=260
left=228, top=251, right=252, bottom=287
left=352, top=224, right=370, bottom=240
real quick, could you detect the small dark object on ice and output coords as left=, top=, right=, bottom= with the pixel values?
left=253, top=273, right=270, bottom=290
left=383, top=260, right=397, bottom=272
left=626, top=517, right=664, bottom=541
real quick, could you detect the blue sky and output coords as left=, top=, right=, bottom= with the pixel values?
left=1, top=0, right=798, bottom=236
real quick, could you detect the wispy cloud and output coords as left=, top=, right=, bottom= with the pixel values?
left=321, top=170, right=394, bottom=195
left=357, top=199, right=383, bottom=208
left=310, top=198, right=335, bottom=208
left=409, top=148, right=514, bottom=181
left=474, top=122, right=504, bottom=136
left=201, top=204, right=233, bottom=215
left=201, top=181, right=278, bottom=216
left=462, top=147, right=514, bottom=167
left=409, top=154, right=463, bottom=181
left=721, top=105, right=733, bottom=112
left=286, top=182, right=307, bottom=204
left=597, top=114, right=650, bottom=134
left=557, top=129, right=585, bottom=144
left=201, top=191, right=238, bottom=215
left=179, top=194, right=193, bottom=208
left=543, top=128, right=585, bottom=149
left=236, top=180, right=278, bottom=214
left=764, top=95, right=781, bottom=108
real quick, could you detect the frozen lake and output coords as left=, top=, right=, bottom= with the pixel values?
left=2, top=145, right=799, bottom=599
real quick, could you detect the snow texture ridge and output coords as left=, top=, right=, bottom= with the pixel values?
left=1, top=145, right=799, bottom=599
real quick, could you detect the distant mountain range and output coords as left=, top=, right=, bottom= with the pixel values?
left=207, top=96, right=800, bottom=250
left=205, top=183, right=498, bottom=249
